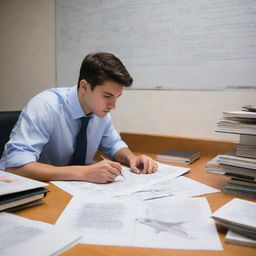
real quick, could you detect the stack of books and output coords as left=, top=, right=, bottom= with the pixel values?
left=212, top=198, right=256, bottom=248
left=0, top=171, right=49, bottom=212
left=216, top=109, right=256, bottom=135
left=206, top=106, right=256, bottom=199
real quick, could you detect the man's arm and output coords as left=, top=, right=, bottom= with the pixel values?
left=113, top=148, right=158, bottom=174
left=6, top=160, right=122, bottom=184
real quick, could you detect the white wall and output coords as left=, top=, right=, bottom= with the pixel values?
left=111, top=90, right=256, bottom=141
left=0, top=0, right=55, bottom=110
left=0, top=0, right=255, bottom=141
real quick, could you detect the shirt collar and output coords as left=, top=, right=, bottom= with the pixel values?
left=67, top=85, right=92, bottom=120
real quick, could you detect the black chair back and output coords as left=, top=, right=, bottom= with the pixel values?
left=0, top=111, right=21, bottom=157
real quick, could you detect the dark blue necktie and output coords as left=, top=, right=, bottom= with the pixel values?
left=71, top=116, right=91, bottom=165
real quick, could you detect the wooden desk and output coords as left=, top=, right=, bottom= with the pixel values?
left=15, top=132, right=255, bottom=256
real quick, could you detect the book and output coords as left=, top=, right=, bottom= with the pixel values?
left=223, top=110, right=256, bottom=119
left=216, top=119, right=256, bottom=135
left=225, top=230, right=256, bottom=248
left=206, top=155, right=256, bottom=178
left=212, top=198, right=256, bottom=239
left=219, top=151, right=256, bottom=170
left=205, top=155, right=225, bottom=174
left=240, top=134, right=256, bottom=146
left=237, top=135, right=256, bottom=158
left=242, top=105, right=256, bottom=112
left=228, top=178, right=256, bottom=188
left=215, top=109, right=256, bottom=135
left=0, top=171, right=49, bottom=211
left=222, top=182, right=256, bottom=199
left=225, top=173, right=256, bottom=183
left=0, top=187, right=49, bottom=212
left=156, top=150, right=200, bottom=164
left=5, top=199, right=45, bottom=212
left=236, top=144, right=256, bottom=158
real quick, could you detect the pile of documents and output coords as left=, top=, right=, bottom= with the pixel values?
left=0, top=171, right=83, bottom=255
left=207, top=106, right=256, bottom=199
left=52, top=163, right=223, bottom=251
left=212, top=198, right=256, bottom=247
left=0, top=163, right=224, bottom=253
left=216, top=106, right=256, bottom=135
left=0, top=171, right=49, bottom=212
left=0, top=163, right=223, bottom=252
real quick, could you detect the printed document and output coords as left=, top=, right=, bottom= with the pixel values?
left=52, top=163, right=189, bottom=197
left=0, top=212, right=82, bottom=256
left=56, top=196, right=223, bottom=250
left=116, top=176, right=220, bottom=200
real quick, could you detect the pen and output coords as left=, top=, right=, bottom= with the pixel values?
left=100, top=154, right=125, bottom=179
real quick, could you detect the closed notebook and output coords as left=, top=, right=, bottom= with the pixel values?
left=156, top=150, right=200, bottom=164
left=0, top=187, right=49, bottom=212
left=0, top=171, right=49, bottom=212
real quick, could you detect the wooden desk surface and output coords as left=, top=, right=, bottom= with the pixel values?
left=15, top=133, right=256, bottom=256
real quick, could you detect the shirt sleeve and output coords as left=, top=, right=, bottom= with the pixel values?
left=4, top=97, right=54, bottom=169
left=98, top=114, right=128, bottom=158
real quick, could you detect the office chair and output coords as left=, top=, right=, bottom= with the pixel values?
left=0, top=111, right=21, bottom=157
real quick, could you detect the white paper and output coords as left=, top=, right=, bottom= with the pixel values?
left=56, top=197, right=136, bottom=246
left=0, top=171, right=47, bottom=196
left=0, top=212, right=82, bottom=256
left=212, top=198, right=256, bottom=229
left=52, top=163, right=189, bottom=197
left=225, top=230, right=256, bottom=248
left=56, top=196, right=223, bottom=251
left=134, top=197, right=222, bottom=250
left=116, top=176, right=220, bottom=201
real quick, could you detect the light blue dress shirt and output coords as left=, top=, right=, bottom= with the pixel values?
left=0, top=86, right=128, bottom=170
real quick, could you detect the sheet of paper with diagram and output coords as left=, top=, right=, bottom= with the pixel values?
left=116, top=175, right=220, bottom=201
left=52, top=163, right=189, bottom=197
left=56, top=196, right=223, bottom=250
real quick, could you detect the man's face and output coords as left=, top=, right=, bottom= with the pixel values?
left=78, top=80, right=123, bottom=117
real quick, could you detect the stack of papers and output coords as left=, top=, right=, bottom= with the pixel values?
left=212, top=198, right=256, bottom=247
left=216, top=110, right=256, bottom=135
left=51, top=162, right=222, bottom=251
left=0, top=162, right=224, bottom=252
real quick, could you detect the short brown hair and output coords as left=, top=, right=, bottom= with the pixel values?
left=78, top=52, right=133, bottom=90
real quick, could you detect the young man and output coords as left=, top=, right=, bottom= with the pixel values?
left=0, top=52, right=157, bottom=183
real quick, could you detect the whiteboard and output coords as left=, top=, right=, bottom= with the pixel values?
left=56, top=0, right=256, bottom=90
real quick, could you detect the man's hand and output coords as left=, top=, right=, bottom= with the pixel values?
left=6, top=160, right=123, bottom=183
left=129, top=155, right=158, bottom=174
left=84, top=159, right=122, bottom=183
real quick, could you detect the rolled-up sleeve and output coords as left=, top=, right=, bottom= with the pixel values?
left=4, top=98, right=53, bottom=169
left=98, top=115, right=128, bottom=158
